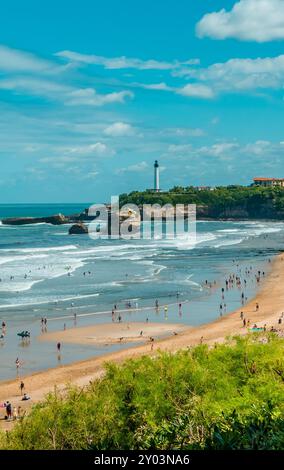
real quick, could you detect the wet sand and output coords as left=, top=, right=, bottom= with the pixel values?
left=1, top=253, right=284, bottom=430
left=38, top=322, right=188, bottom=345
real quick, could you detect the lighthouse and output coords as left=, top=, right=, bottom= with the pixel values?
left=154, top=160, right=160, bottom=192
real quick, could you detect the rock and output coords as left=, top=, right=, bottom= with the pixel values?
left=69, top=223, right=89, bottom=235
left=1, top=213, right=69, bottom=225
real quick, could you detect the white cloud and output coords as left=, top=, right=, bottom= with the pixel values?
left=168, top=144, right=193, bottom=153
left=55, top=50, right=200, bottom=71
left=103, top=122, right=136, bottom=137
left=64, top=142, right=115, bottom=157
left=0, top=77, right=134, bottom=107
left=0, top=78, right=69, bottom=96
left=65, top=88, right=134, bottom=106
left=116, top=161, right=149, bottom=174
left=176, top=54, right=284, bottom=96
left=0, top=44, right=54, bottom=72
left=139, top=82, right=173, bottom=91
left=166, top=140, right=284, bottom=166
left=196, top=0, right=284, bottom=42
left=161, top=127, right=205, bottom=137
left=178, top=83, right=215, bottom=99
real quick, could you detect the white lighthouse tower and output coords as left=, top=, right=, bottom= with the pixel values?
left=154, top=160, right=160, bottom=192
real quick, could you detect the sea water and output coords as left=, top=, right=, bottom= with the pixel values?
left=0, top=203, right=283, bottom=380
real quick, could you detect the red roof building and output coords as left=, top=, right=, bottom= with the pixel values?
left=253, top=177, right=284, bottom=187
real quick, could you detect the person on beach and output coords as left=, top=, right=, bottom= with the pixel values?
left=118, top=315, right=122, bottom=323
left=5, top=401, right=12, bottom=420
left=240, top=311, right=244, bottom=320
left=15, top=357, right=20, bottom=371
left=256, top=303, right=259, bottom=312
left=57, top=342, right=61, bottom=353
left=243, top=318, right=246, bottom=327
left=63, top=323, right=66, bottom=330
left=155, top=299, right=159, bottom=308
left=20, top=381, right=25, bottom=396
left=22, top=393, right=30, bottom=401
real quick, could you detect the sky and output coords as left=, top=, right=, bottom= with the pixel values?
left=1, top=0, right=284, bottom=202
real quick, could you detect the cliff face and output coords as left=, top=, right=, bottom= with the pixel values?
left=196, top=200, right=284, bottom=220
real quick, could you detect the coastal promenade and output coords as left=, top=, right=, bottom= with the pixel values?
left=1, top=253, right=284, bottom=430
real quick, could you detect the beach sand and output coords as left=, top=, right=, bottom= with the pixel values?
left=38, top=322, right=188, bottom=345
left=1, top=253, right=284, bottom=430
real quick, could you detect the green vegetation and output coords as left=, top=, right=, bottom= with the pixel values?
left=119, top=185, right=284, bottom=219
left=1, top=334, right=284, bottom=450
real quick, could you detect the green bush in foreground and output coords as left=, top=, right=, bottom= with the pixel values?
left=1, top=334, right=284, bottom=450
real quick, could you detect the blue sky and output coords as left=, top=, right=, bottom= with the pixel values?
left=1, top=0, right=284, bottom=202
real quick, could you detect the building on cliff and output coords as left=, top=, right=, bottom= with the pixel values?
left=253, top=177, right=284, bottom=187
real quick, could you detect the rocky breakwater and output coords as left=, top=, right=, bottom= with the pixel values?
left=1, top=213, right=69, bottom=225
left=68, top=223, right=89, bottom=235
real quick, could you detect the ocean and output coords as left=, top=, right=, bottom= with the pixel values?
left=0, top=203, right=283, bottom=380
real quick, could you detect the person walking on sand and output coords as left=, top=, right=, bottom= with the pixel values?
left=15, top=357, right=20, bottom=371
left=20, top=381, right=25, bottom=396
left=57, top=342, right=61, bottom=353
left=118, top=315, right=122, bottom=323
left=256, top=303, right=259, bottom=312
left=5, top=401, right=12, bottom=420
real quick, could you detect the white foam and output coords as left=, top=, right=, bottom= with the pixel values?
left=0, top=254, right=48, bottom=265
left=2, top=244, right=78, bottom=254
left=0, top=279, right=42, bottom=292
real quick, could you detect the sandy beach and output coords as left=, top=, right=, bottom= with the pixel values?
left=39, top=322, right=188, bottom=345
left=1, top=253, right=284, bottom=430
